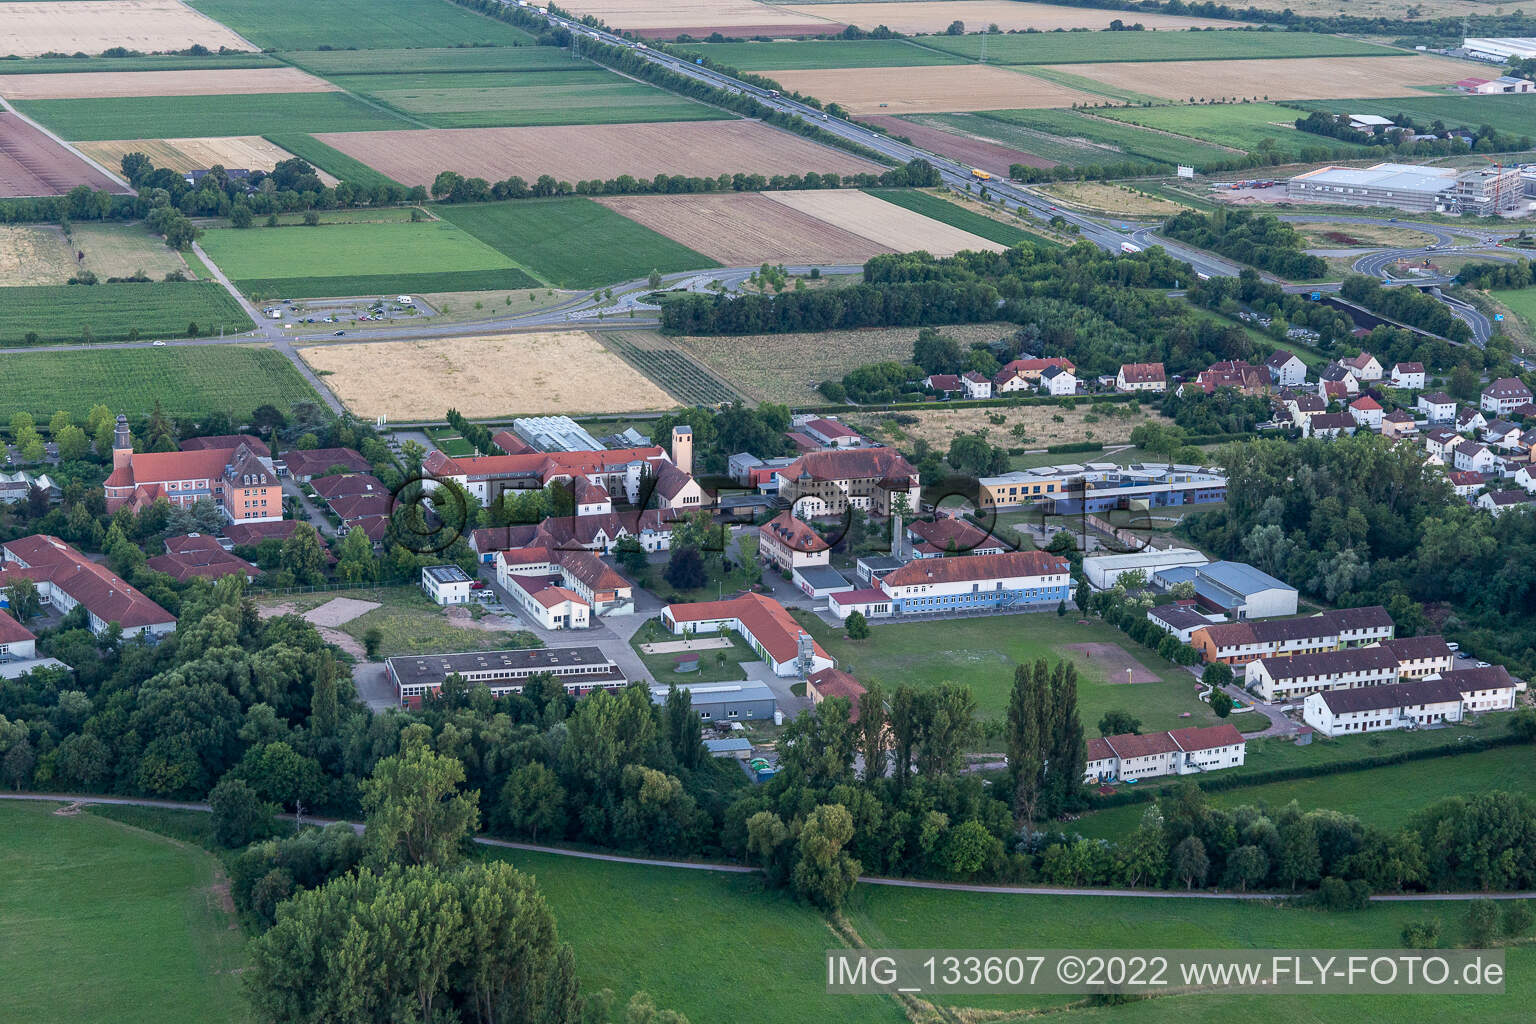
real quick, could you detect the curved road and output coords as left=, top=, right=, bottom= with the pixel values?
left=9, top=791, right=1533, bottom=902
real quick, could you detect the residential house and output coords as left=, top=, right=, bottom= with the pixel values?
left=1245, top=645, right=1402, bottom=702
left=1342, top=351, right=1383, bottom=382
left=1378, top=635, right=1455, bottom=678
left=924, top=374, right=962, bottom=396
left=994, top=357, right=1075, bottom=394
left=802, top=418, right=863, bottom=448
left=1115, top=362, right=1167, bottom=393
left=1039, top=364, right=1078, bottom=396
left=1455, top=664, right=1519, bottom=712
left=806, top=667, right=866, bottom=721
left=1318, top=364, right=1360, bottom=399
left=876, top=550, right=1071, bottom=614
left=1479, top=489, right=1533, bottom=516
left=1285, top=392, right=1326, bottom=429
left=1084, top=724, right=1246, bottom=783
left=1348, top=396, right=1383, bottom=431
left=1382, top=410, right=1418, bottom=438
left=1456, top=407, right=1488, bottom=434
left=1482, top=377, right=1534, bottom=415
left=1190, top=360, right=1268, bottom=396
left=1417, top=392, right=1457, bottom=423
left=1189, top=605, right=1394, bottom=665
left=960, top=371, right=993, bottom=399
left=1518, top=465, right=1536, bottom=493
left=387, top=647, right=625, bottom=708
left=0, top=534, right=175, bottom=638
left=661, top=592, right=834, bottom=678
left=1303, top=677, right=1464, bottom=737
left=1305, top=412, right=1357, bottom=438
left=145, top=533, right=258, bottom=582
left=1447, top=470, right=1487, bottom=497
left=1454, top=440, right=1497, bottom=474
left=104, top=416, right=280, bottom=523
left=774, top=448, right=920, bottom=517
left=758, top=511, right=831, bottom=572
left=1390, top=362, right=1427, bottom=390
left=1265, top=350, right=1307, bottom=387
left=1483, top=419, right=1524, bottom=450
left=1423, top=428, right=1460, bottom=464
left=421, top=564, right=474, bottom=605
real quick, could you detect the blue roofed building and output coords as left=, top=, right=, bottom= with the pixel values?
left=1153, top=560, right=1298, bottom=620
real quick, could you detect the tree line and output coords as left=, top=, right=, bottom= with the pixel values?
left=1338, top=274, right=1472, bottom=344
left=1162, top=209, right=1326, bottom=280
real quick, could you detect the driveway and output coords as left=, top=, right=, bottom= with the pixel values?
left=350, top=661, right=398, bottom=712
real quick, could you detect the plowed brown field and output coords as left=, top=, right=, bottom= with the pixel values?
left=1048, top=55, right=1466, bottom=102
left=859, top=115, right=1055, bottom=173
left=596, top=193, right=892, bottom=265
left=315, top=120, right=883, bottom=188
left=0, top=0, right=255, bottom=58
left=0, top=67, right=335, bottom=100
left=769, top=65, right=1097, bottom=115
left=0, top=112, right=126, bottom=197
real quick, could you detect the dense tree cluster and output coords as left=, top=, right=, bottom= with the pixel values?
left=1338, top=275, right=1472, bottom=344
left=1163, top=210, right=1326, bottom=280
left=1293, top=111, right=1532, bottom=156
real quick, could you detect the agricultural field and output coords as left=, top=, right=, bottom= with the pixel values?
left=847, top=399, right=1145, bottom=450
left=0, top=66, right=335, bottom=100
left=861, top=112, right=1054, bottom=172
left=263, top=133, right=398, bottom=188
left=0, top=343, right=316, bottom=421
left=674, top=38, right=966, bottom=70
left=0, top=223, right=74, bottom=284
left=283, top=47, right=584, bottom=76
left=297, top=332, right=678, bottom=418
left=796, top=610, right=1222, bottom=734
left=0, top=802, right=249, bottom=1024
left=671, top=322, right=1015, bottom=404
left=15, top=91, right=408, bottom=141
left=767, top=64, right=1097, bottom=114
left=1050, top=54, right=1467, bottom=103
left=1036, top=180, right=1189, bottom=217
left=188, top=0, right=536, bottom=51
left=0, top=281, right=252, bottom=344
left=912, top=109, right=1235, bottom=168
left=197, top=220, right=531, bottom=298
left=1298, top=94, right=1536, bottom=138
left=71, top=221, right=191, bottom=280
left=0, top=0, right=256, bottom=59
left=763, top=189, right=1006, bottom=254
left=1067, top=743, right=1536, bottom=841
left=604, top=332, right=744, bottom=406
left=0, top=111, right=125, bottom=197
left=434, top=198, right=717, bottom=290
left=0, top=52, right=281, bottom=75
left=548, top=0, right=841, bottom=37
left=596, top=192, right=892, bottom=265
left=861, top=187, right=1055, bottom=247
left=777, top=0, right=1246, bottom=33
left=1099, top=102, right=1376, bottom=158
left=329, top=68, right=723, bottom=129
left=922, top=28, right=1401, bottom=64
left=76, top=136, right=340, bottom=183
left=314, top=120, right=883, bottom=190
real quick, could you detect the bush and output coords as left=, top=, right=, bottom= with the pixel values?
left=209, top=776, right=277, bottom=848
left=1402, top=918, right=1442, bottom=949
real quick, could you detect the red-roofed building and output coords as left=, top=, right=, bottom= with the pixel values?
left=424, top=445, right=685, bottom=508
left=1187, top=360, right=1268, bottom=397
left=0, top=606, right=38, bottom=659
left=1348, top=395, right=1383, bottom=431
left=905, top=516, right=1007, bottom=558
left=807, top=667, right=866, bottom=721
left=758, top=511, right=831, bottom=572
left=104, top=415, right=279, bottom=523
left=279, top=447, right=371, bottom=482
left=802, top=417, right=863, bottom=448
left=994, top=357, right=1075, bottom=393
left=1085, top=724, right=1246, bottom=783
left=1, top=534, right=175, bottom=638
left=146, top=533, right=258, bottom=583
left=494, top=543, right=633, bottom=619
left=1115, top=362, right=1166, bottom=393
left=661, top=592, right=833, bottom=677
left=774, top=448, right=920, bottom=517
left=878, top=550, right=1070, bottom=613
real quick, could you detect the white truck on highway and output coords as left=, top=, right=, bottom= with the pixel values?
left=1121, top=242, right=1142, bottom=254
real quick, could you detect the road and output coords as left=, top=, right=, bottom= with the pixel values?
left=9, top=791, right=1536, bottom=901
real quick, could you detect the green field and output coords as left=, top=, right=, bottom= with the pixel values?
left=1298, top=95, right=1536, bottom=138
left=0, top=801, right=248, bottom=1024
left=0, top=345, right=320, bottom=420
left=674, top=38, right=965, bottom=70
left=1067, top=743, right=1535, bottom=841
left=199, top=220, right=535, bottom=296
left=255, top=587, right=538, bottom=657
left=1100, top=102, right=1375, bottom=157
left=794, top=611, right=1224, bottom=735
left=1489, top=287, right=1536, bottom=332
left=16, top=92, right=407, bottom=141
left=922, top=29, right=1401, bottom=64
left=0, top=281, right=252, bottom=344
left=435, top=198, right=718, bottom=290
left=906, top=110, right=1232, bottom=168
left=331, top=69, right=724, bottom=128
left=263, top=134, right=403, bottom=189
left=283, top=46, right=581, bottom=75
left=189, top=0, right=535, bottom=50
left=865, top=188, right=1055, bottom=247
left=0, top=53, right=281, bottom=74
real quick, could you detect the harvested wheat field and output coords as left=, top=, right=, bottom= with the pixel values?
left=76, top=137, right=339, bottom=183
left=555, top=0, right=837, bottom=34
left=0, top=224, right=75, bottom=284
left=316, top=120, right=882, bottom=189
left=0, top=67, right=335, bottom=101
left=770, top=65, right=1095, bottom=115
left=674, top=323, right=1016, bottom=404
left=299, top=332, right=677, bottom=418
left=763, top=190, right=1003, bottom=256
left=0, top=112, right=126, bottom=197
left=778, top=1, right=1244, bottom=34
left=1049, top=55, right=1466, bottom=102
left=848, top=402, right=1151, bottom=450
left=597, top=193, right=892, bottom=265
left=1038, top=181, right=1187, bottom=217
left=0, top=0, right=255, bottom=58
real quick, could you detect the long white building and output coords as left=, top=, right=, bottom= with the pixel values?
left=1303, top=666, right=1517, bottom=737
left=1084, top=724, right=1247, bottom=784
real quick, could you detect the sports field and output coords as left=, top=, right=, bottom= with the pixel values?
left=330, top=69, right=723, bottom=128
left=15, top=91, right=407, bottom=141
left=676, top=38, right=965, bottom=70
left=298, top=332, right=677, bottom=418
left=0, top=0, right=255, bottom=58
left=1299, top=95, right=1536, bottom=138
left=768, top=64, right=1097, bottom=114
left=0, top=281, right=252, bottom=343
left=189, top=0, right=536, bottom=50
left=0, top=344, right=319, bottom=420
left=1099, top=102, right=1376, bottom=158
left=922, top=28, right=1401, bottom=64
left=76, top=137, right=340, bottom=184
left=1052, top=54, right=1465, bottom=102
left=315, top=120, right=883, bottom=189
left=0, top=801, right=248, bottom=1024
left=434, top=198, right=717, bottom=290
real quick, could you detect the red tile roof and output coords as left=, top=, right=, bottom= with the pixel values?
left=761, top=511, right=830, bottom=554
left=146, top=533, right=257, bottom=582
left=112, top=447, right=230, bottom=486
left=1350, top=396, right=1381, bottom=411
left=181, top=434, right=270, bottom=457
left=1168, top=724, right=1245, bottom=752
left=281, top=447, right=370, bottom=478
left=1118, top=362, right=1165, bottom=384
left=805, top=417, right=859, bottom=439
left=882, top=550, right=1067, bottom=588
left=808, top=667, right=865, bottom=719
left=779, top=447, right=916, bottom=485
left=664, top=592, right=828, bottom=667
left=3, top=534, right=173, bottom=629
left=1103, top=731, right=1179, bottom=759
left=0, top=609, right=36, bottom=646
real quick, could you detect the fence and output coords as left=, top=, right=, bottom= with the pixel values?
left=248, top=581, right=418, bottom=598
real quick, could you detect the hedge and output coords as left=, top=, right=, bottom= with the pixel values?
left=1047, top=440, right=1104, bottom=454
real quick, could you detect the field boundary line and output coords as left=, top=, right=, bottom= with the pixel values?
left=177, top=0, right=264, bottom=55
left=1079, top=110, right=1247, bottom=154
left=10, top=792, right=1536, bottom=902
left=265, top=51, right=435, bottom=130
left=0, top=95, right=133, bottom=191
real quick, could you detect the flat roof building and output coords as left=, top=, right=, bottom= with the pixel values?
left=387, top=646, right=626, bottom=707
left=649, top=679, right=777, bottom=722
left=1287, top=161, right=1523, bottom=215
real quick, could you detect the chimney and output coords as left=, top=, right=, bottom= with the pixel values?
left=112, top=414, right=133, bottom=471
left=671, top=424, right=693, bottom=477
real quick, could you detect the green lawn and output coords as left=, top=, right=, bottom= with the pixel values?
left=331, top=68, right=725, bottom=128
left=674, top=38, right=966, bottom=70
left=263, top=134, right=403, bottom=189
left=1068, top=742, right=1535, bottom=840
left=1298, top=94, right=1536, bottom=138
left=1100, top=102, right=1375, bottom=158
left=0, top=281, right=252, bottom=344
left=794, top=611, right=1222, bottom=735
left=0, top=53, right=281, bottom=74
left=923, top=29, right=1400, bottom=64
left=0, top=345, right=321, bottom=421
left=188, top=0, right=536, bottom=50
left=435, top=198, right=719, bottom=290
left=1488, top=287, right=1536, bottom=332
left=0, top=801, right=249, bottom=1024
left=16, top=92, right=408, bottom=142
left=198, top=220, right=537, bottom=298
left=864, top=188, right=1056, bottom=247
left=482, top=847, right=904, bottom=1024
left=258, top=586, right=541, bottom=658
left=630, top=618, right=762, bottom=684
